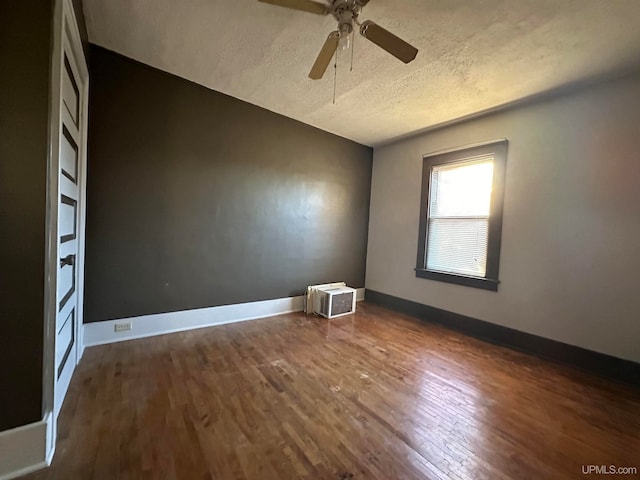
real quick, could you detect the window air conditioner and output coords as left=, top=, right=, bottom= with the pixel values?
left=313, top=286, right=357, bottom=319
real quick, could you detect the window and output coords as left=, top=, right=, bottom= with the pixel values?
left=416, top=140, right=507, bottom=291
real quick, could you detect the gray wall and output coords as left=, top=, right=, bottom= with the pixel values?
left=0, top=0, right=53, bottom=430
left=367, top=71, right=640, bottom=363
left=85, top=46, right=372, bottom=323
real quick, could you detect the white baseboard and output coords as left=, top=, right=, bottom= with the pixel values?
left=0, top=414, right=51, bottom=480
left=84, top=288, right=365, bottom=347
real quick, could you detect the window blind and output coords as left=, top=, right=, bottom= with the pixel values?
left=426, top=157, right=494, bottom=277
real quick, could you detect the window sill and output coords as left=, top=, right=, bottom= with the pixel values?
left=414, top=269, right=499, bottom=291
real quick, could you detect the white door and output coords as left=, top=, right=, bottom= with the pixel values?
left=55, top=46, right=83, bottom=415
left=46, top=0, right=89, bottom=434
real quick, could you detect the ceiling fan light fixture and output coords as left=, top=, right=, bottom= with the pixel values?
left=338, top=23, right=353, bottom=51
left=338, top=32, right=351, bottom=51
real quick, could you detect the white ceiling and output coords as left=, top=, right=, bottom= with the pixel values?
left=83, top=0, right=640, bottom=146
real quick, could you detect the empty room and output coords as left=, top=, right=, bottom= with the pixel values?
left=2, top=0, right=640, bottom=479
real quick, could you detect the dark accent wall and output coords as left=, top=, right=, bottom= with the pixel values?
left=0, top=0, right=53, bottom=430
left=85, top=46, right=372, bottom=323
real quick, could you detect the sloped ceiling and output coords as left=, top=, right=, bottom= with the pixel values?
left=83, top=0, right=640, bottom=146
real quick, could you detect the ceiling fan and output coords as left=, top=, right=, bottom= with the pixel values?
left=258, top=0, right=419, bottom=80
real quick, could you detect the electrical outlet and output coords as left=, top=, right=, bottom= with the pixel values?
left=114, top=322, right=132, bottom=332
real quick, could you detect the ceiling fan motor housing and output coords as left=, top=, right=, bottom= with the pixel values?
left=331, top=0, right=363, bottom=36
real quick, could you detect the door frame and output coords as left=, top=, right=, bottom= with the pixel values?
left=42, top=0, right=89, bottom=460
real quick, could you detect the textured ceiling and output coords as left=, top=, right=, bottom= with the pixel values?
left=83, top=0, right=640, bottom=146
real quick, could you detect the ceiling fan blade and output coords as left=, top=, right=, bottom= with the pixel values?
left=258, top=0, right=329, bottom=15
left=309, top=31, right=339, bottom=80
left=359, top=20, right=418, bottom=64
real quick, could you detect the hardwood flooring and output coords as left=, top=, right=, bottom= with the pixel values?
left=23, top=302, right=640, bottom=480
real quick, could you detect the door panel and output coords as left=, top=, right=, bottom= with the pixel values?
left=62, top=55, right=79, bottom=125
left=61, top=127, right=78, bottom=182
left=59, top=196, right=77, bottom=241
left=57, top=258, right=75, bottom=310
left=56, top=309, right=74, bottom=375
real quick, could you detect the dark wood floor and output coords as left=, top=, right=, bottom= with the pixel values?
left=23, top=302, right=640, bottom=480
